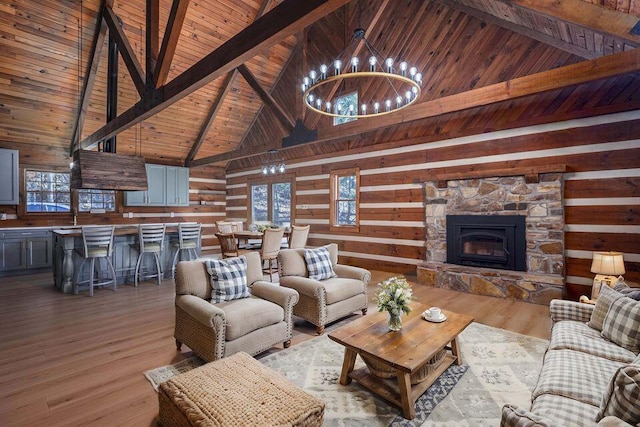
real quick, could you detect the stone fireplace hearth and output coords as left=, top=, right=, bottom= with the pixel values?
left=417, top=172, right=565, bottom=305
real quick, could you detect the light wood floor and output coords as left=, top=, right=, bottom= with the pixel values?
left=0, top=270, right=550, bottom=426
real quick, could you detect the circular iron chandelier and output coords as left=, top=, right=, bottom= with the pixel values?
left=302, top=28, right=422, bottom=119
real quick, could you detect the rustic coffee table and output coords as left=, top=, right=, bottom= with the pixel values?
left=328, top=302, right=473, bottom=419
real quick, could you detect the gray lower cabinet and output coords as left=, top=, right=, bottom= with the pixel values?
left=0, top=230, right=52, bottom=272
left=0, top=148, right=19, bottom=205
left=124, top=164, right=188, bottom=207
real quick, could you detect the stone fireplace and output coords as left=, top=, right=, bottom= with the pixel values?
left=417, top=171, right=565, bottom=304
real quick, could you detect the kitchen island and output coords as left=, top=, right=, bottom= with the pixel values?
left=52, top=224, right=200, bottom=293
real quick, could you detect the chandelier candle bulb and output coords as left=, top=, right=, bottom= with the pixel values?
left=385, top=99, right=391, bottom=111
left=351, top=57, right=359, bottom=72
left=361, top=104, right=367, bottom=114
left=319, top=64, right=328, bottom=79
left=334, top=60, right=342, bottom=75
left=369, top=56, right=377, bottom=71
left=309, top=70, right=317, bottom=83
left=374, top=102, right=380, bottom=113
left=325, top=101, right=331, bottom=112
left=385, top=58, right=393, bottom=72
left=400, top=61, right=408, bottom=76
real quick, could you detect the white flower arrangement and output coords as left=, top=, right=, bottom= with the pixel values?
left=373, top=276, right=415, bottom=316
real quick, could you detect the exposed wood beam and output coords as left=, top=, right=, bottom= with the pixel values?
left=153, top=0, right=190, bottom=88
left=307, top=0, right=391, bottom=129
left=69, top=2, right=108, bottom=156
left=80, top=0, right=349, bottom=150
left=238, top=64, right=296, bottom=131
left=437, top=0, right=599, bottom=59
left=189, top=47, right=640, bottom=166
left=183, top=0, right=271, bottom=166
left=184, top=69, right=239, bottom=166
left=513, top=0, right=640, bottom=46
left=103, top=6, right=146, bottom=96
left=146, top=0, right=159, bottom=83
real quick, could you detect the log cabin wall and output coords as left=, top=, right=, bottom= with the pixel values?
left=226, top=108, right=640, bottom=301
left=0, top=147, right=226, bottom=258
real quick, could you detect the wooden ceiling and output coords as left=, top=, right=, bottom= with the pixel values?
left=0, top=0, right=638, bottom=169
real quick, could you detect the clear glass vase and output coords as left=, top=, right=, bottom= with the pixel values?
left=387, top=311, right=402, bottom=331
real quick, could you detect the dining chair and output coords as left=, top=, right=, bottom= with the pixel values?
left=260, top=227, right=285, bottom=281
left=216, top=221, right=234, bottom=233
left=288, top=225, right=310, bottom=249
left=216, top=232, right=253, bottom=258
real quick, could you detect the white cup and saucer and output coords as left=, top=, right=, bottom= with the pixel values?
left=422, top=307, right=446, bottom=323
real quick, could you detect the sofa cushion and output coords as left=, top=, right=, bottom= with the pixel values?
left=588, top=285, right=624, bottom=331
left=613, top=278, right=640, bottom=301
left=549, top=320, right=637, bottom=363
left=206, top=257, right=250, bottom=303
left=601, top=296, right=640, bottom=353
left=596, top=364, right=640, bottom=425
left=322, top=277, right=366, bottom=305
left=304, top=246, right=336, bottom=280
left=533, top=349, right=623, bottom=406
left=530, top=393, right=599, bottom=427
left=217, top=296, right=284, bottom=341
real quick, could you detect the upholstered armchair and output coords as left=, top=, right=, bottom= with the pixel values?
left=278, top=243, right=371, bottom=334
left=174, top=251, right=299, bottom=362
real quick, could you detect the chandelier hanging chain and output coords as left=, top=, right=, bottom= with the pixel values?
left=302, top=27, right=422, bottom=119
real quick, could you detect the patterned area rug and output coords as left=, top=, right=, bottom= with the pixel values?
left=144, top=322, right=548, bottom=426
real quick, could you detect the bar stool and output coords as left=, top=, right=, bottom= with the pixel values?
left=134, top=223, right=166, bottom=286
left=171, top=223, right=202, bottom=278
left=74, top=225, right=116, bottom=297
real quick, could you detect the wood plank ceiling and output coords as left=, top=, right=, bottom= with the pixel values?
left=0, top=0, right=638, bottom=169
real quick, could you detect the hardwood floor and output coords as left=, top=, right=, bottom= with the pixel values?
left=0, top=270, right=550, bottom=426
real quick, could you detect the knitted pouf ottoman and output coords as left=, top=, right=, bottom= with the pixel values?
left=158, top=352, right=325, bottom=426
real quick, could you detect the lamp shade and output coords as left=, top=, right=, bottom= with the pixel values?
left=590, top=251, right=625, bottom=275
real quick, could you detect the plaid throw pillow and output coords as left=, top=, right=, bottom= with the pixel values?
left=613, top=278, right=640, bottom=301
left=601, top=296, right=640, bottom=353
left=597, top=364, right=640, bottom=424
left=304, top=246, right=336, bottom=281
left=205, top=257, right=250, bottom=303
left=588, top=285, right=623, bottom=331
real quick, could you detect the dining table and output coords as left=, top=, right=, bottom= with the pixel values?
left=234, top=229, right=290, bottom=249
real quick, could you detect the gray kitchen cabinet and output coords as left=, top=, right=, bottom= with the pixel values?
left=124, top=164, right=188, bottom=207
left=0, top=230, right=52, bottom=272
left=0, top=148, right=19, bottom=205
left=166, top=166, right=189, bottom=206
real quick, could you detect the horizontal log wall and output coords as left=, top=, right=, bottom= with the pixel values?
left=0, top=151, right=226, bottom=258
left=227, top=109, right=640, bottom=300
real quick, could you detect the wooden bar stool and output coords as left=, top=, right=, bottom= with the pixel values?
left=134, top=223, right=166, bottom=286
left=74, top=225, right=116, bottom=297
left=170, top=223, right=201, bottom=278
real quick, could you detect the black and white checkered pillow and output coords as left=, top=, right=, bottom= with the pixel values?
left=601, top=296, right=640, bottom=353
left=303, top=246, right=336, bottom=281
left=597, top=364, right=640, bottom=424
left=205, top=256, right=250, bottom=303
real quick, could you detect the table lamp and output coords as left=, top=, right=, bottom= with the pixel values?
left=590, top=251, right=625, bottom=299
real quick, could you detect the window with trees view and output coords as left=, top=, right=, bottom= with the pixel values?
left=250, top=179, right=292, bottom=227
left=333, top=91, right=358, bottom=126
left=25, top=170, right=71, bottom=212
left=330, top=168, right=359, bottom=230
left=78, top=189, right=115, bottom=212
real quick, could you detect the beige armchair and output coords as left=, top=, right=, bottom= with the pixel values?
left=174, top=251, right=299, bottom=362
left=278, top=243, right=371, bottom=334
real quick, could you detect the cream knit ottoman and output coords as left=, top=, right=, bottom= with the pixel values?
left=158, top=352, right=325, bottom=426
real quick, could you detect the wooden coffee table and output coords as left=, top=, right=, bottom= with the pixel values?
left=328, top=302, right=473, bottom=419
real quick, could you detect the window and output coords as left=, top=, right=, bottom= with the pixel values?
left=26, top=171, right=70, bottom=212
left=78, top=189, right=115, bottom=212
left=250, top=179, right=292, bottom=227
left=333, top=91, right=358, bottom=126
left=330, top=168, right=359, bottom=230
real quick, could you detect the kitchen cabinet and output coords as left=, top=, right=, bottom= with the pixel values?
left=0, top=148, right=19, bottom=205
left=124, top=164, right=173, bottom=206
left=166, top=166, right=189, bottom=206
left=0, top=230, right=52, bottom=272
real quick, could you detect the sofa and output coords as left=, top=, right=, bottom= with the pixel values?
left=501, top=282, right=640, bottom=427
left=174, top=251, right=299, bottom=362
left=278, top=243, right=371, bottom=334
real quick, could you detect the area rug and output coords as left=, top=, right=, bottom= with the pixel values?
left=144, top=322, right=548, bottom=426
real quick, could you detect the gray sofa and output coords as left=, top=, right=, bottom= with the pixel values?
left=277, top=243, right=370, bottom=334
left=501, top=286, right=640, bottom=427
